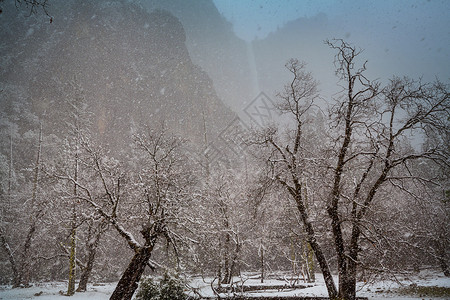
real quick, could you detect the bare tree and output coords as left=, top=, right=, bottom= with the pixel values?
left=253, top=39, right=449, bottom=299
left=56, top=127, right=197, bottom=300
left=0, top=0, right=52, bottom=20
left=252, top=57, right=339, bottom=296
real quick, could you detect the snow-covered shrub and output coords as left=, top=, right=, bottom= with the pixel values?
left=135, top=273, right=187, bottom=300
left=158, top=273, right=187, bottom=300
left=135, top=277, right=160, bottom=300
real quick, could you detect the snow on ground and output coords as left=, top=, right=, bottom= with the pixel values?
left=0, top=270, right=449, bottom=299
left=0, top=282, right=115, bottom=300
left=188, top=270, right=450, bottom=299
left=358, top=270, right=450, bottom=300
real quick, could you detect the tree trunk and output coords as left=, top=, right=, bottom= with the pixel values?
left=439, top=258, right=450, bottom=277
left=0, top=227, right=19, bottom=286
left=76, top=252, right=94, bottom=292
left=229, top=235, right=240, bottom=278
left=109, top=246, right=154, bottom=300
left=338, top=223, right=361, bottom=300
left=221, top=212, right=232, bottom=285
left=292, top=192, right=338, bottom=298
left=17, top=223, right=36, bottom=287
left=77, top=225, right=104, bottom=292
left=222, top=231, right=231, bottom=284
left=16, top=123, right=43, bottom=287
left=437, top=238, right=450, bottom=277
left=305, top=241, right=315, bottom=282
left=67, top=139, right=79, bottom=296
left=302, top=185, right=315, bottom=283
left=308, top=235, right=338, bottom=299
left=260, top=244, right=264, bottom=283
left=8, top=128, right=13, bottom=197
left=67, top=213, right=77, bottom=296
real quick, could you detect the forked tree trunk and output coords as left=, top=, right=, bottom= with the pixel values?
left=109, top=245, right=154, bottom=300
left=76, top=252, right=94, bottom=292
left=293, top=193, right=338, bottom=299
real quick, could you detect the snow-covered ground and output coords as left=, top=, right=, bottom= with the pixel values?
left=0, top=271, right=449, bottom=299
left=0, top=282, right=114, bottom=300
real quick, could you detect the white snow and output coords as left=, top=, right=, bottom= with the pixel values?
left=0, top=282, right=115, bottom=300
left=0, top=271, right=448, bottom=299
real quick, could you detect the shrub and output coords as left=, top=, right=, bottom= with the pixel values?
left=135, top=273, right=187, bottom=300
left=159, top=273, right=187, bottom=300
left=135, top=277, right=160, bottom=300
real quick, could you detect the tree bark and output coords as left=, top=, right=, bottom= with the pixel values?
left=222, top=231, right=231, bottom=284
left=229, top=235, right=240, bottom=279
left=16, top=123, right=44, bottom=287
left=0, top=227, right=19, bottom=286
left=292, top=193, right=338, bottom=298
left=437, top=238, right=450, bottom=277
left=67, top=201, right=77, bottom=295
left=260, top=243, right=264, bottom=283
left=77, top=225, right=103, bottom=292
left=109, top=245, right=154, bottom=300
left=67, top=137, right=79, bottom=296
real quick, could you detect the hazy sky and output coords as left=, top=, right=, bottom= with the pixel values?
left=212, top=0, right=450, bottom=42
left=212, top=0, right=450, bottom=82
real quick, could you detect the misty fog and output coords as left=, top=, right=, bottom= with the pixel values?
left=0, top=1, right=449, bottom=300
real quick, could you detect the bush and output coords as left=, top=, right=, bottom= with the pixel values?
left=135, top=273, right=187, bottom=300
left=135, top=277, right=160, bottom=300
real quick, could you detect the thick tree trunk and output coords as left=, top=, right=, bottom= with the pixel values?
left=76, top=255, right=93, bottom=292
left=344, top=226, right=361, bottom=299
left=301, top=221, right=337, bottom=297
left=292, top=192, right=338, bottom=299
left=308, top=236, right=338, bottom=299
left=109, top=246, right=154, bottom=300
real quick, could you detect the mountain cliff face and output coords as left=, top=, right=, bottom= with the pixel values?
left=0, top=0, right=234, bottom=149
left=137, top=1, right=335, bottom=113
left=252, top=13, right=337, bottom=100
left=140, top=0, right=255, bottom=113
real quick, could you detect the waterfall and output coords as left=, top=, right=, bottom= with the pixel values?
left=246, top=41, right=260, bottom=98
